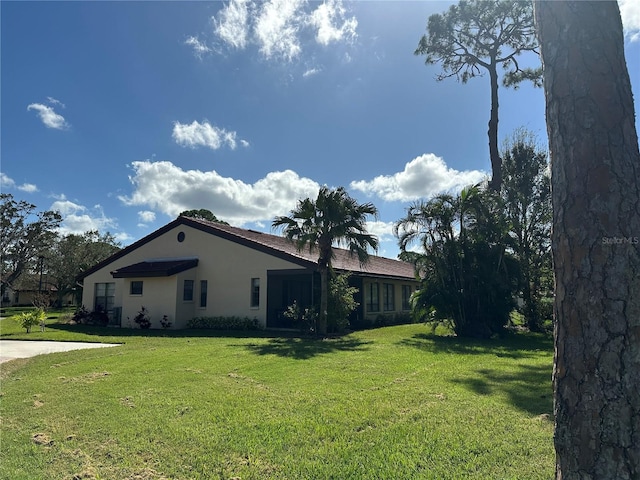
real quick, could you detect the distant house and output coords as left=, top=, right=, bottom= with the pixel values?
left=1, top=276, right=74, bottom=308
left=78, top=216, right=419, bottom=329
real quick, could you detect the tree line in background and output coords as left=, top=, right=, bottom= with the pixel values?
left=1, top=193, right=121, bottom=308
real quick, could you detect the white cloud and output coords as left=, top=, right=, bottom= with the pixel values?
left=350, top=153, right=487, bottom=202
left=309, top=0, right=357, bottom=46
left=209, top=0, right=358, bottom=62
left=213, top=0, right=251, bottom=50
left=185, top=36, right=212, bottom=57
left=1, top=173, right=38, bottom=193
left=119, top=160, right=321, bottom=226
left=1, top=173, right=16, bottom=188
left=172, top=120, right=248, bottom=151
left=366, top=220, right=397, bottom=243
left=50, top=197, right=87, bottom=217
left=138, top=210, right=156, bottom=223
left=46, top=96, right=65, bottom=108
left=17, top=183, right=38, bottom=193
left=27, top=101, right=70, bottom=130
left=49, top=196, right=119, bottom=236
left=303, top=67, right=320, bottom=78
left=620, top=0, right=640, bottom=41
left=254, top=0, right=305, bottom=61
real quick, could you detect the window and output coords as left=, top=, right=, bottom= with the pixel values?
left=402, top=285, right=413, bottom=311
left=183, top=280, right=194, bottom=302
left=366, top=282, right=380, bottom=312
left=250, top=278, right=260, bottom=307
left=200, top=280, right=208, bottom=308
left=94, top=282, right=115, bottom=313
left=383, top=283, right=395, bottom=311
left=130, top=281, right=143, bottom=295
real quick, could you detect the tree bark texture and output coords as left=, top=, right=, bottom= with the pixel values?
left=534, top=1, right=640, bottom=478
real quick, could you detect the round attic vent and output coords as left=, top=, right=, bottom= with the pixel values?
left=177, top=231, right=185, bottom=242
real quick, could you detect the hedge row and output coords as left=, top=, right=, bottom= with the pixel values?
left=187, top=316, right=260, bottom=330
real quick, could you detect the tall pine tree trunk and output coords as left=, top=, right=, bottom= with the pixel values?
left=534, top=1, right=640, bottom=478
left=488, top=61, right=502, bottom=191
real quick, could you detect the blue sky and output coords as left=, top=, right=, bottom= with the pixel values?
left=2, top=0, right=639, bottom=259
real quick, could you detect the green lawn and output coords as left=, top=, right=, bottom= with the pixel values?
left=1, top=317, right=554, bottom=479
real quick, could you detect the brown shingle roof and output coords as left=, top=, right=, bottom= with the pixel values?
left=79, top=216, right=417, bottom=282
left=184, top=217, right=417, bottom=280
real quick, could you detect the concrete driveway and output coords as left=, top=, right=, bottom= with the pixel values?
left=0, top=340, right=120, bottom=364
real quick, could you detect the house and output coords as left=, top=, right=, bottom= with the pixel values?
left=1, top=276, right=75, bottom=308
left=78, top=216, right=419, bottom=329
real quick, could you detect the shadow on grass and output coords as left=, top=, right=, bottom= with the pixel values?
left=240, top=336, right=373, bottom=360
left=452, top=364, right=553, bottom=417
left=400, top=332, right=553, bottom=416
left=399, top=331, right=553, bottom=359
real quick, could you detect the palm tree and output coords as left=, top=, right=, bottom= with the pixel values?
left=273, top=186, right=379, bottom=335
left=395, top=185, right=517, bottom=337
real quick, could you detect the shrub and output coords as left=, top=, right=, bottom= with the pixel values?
left=374, top=312, right=415, bottom=327
left=72, top=306, right=92, bottom=324
left=133, top=306, right=152, bottom=329
left=349, top=315, right=375, bottom=330
left=160, top=315, right=172, bottom=329
left=58, top=312, right=74, bottom=324
left=90, top=308, right=109, bottom=326
left=536, top=297, right=554, bottom=333
left=18, top=308, right=46, bottom=333
left=187, top=316, right=259, bottom=330
left=327, top=273, right=358, bottom=333
left=349, top=312, right=416, bottom=331
left=72, top=306, right=109, bottom=326
left=538, top=297, right=554, bottom=323
left=397, top=187, right=519, bottom=338
left=283, top=301, right=317, bottom=334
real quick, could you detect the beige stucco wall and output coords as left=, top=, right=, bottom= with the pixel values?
left=120, top=277, right=178, bottom=329
left=81, top=224, right=306, bottom=329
